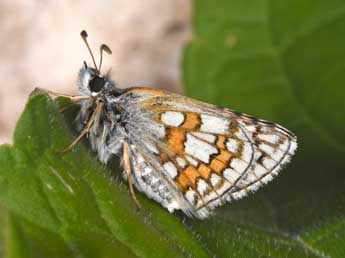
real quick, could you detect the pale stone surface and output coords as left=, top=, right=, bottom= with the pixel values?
left=0, top=0, right=191, bottom=143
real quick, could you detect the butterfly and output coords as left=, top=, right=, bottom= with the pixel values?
left=48, top=31, right=297, bottom=219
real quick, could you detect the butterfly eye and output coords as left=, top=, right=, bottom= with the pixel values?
left=89, top=76, right=105, bottom=93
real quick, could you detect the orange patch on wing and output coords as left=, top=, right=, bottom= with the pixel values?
left=176, top=173, right=190, bottom=192
left=210, top=159, right=226, bottom=174
left=182, top=113, right=201, bottom=130
left=128, top=87, right=168, bottom=96
left=167, top=128, right=185, bottom=154
left=216, top=136, right=226, bottom=149
left=198, top=164, right=211, bottom=180
left=217, top=150, right=232, bottom=163
left=210, top=150, right=232, bottom=174
left=184, top=166, right=200, bottom=187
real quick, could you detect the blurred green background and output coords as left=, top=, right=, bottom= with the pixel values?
left=0, top=0, right=345, bottom=257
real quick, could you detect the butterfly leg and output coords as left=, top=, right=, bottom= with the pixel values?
left=61, top=101, right=103, bottom=153
left=123, top=142, right=141, bottom=209
left=46, top=89, right=90, bottom=102
left=60, top=97, right=94, bottom=113
left=46, top=89, right=91, bottom=112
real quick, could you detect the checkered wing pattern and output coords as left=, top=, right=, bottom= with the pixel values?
left=123, top=89, right=297, bottom=219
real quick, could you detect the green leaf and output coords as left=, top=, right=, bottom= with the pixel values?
left=0, top=204, right=8, bottom=258
left=0, top=90, right=210, bottom=258
left=7, top=214, right=73, bottom=258
left=183, top=0, right=345, bottom=257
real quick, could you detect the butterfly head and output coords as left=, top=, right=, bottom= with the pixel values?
left=78, top=30, right=114, bottom=97
left=78, top=62, right=113, bottom=96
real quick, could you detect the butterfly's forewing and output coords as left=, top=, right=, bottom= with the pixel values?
left=122, top=88, right=297, bottom=219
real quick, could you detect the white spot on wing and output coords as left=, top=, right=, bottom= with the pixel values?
left=231, top=158, right=247, bottom=172
left=245, top=125, right=257, bottom=132
left=260, top=126, right=273, bottom=134
left=185, top=133, right=218, bottom=163
left=200, top=114, right=230, bottom=135
left=262, top=157, right=276, bottom=169
left=163, top=162, right=178, bottom=179
left=258, top=134, right=279, bottom=144
left=235, top=129, right=247, bottom=141
left=247, top=172, right=258, bottom=182
left=210, top=173, right=222, bottom=187
left=242, top=142, right=253, bottom=163
left=279, top=140, right=289, bottom=152
left=236, top=174, right=254, bottom=188
left=271, top=149, right=284, bottom=162
left=203, top=191, right=219, bottom=204
left=161, top=111, right=184, bottom=127
left=216, top=180, right=231, bottom=195
left=253, top=164, right=267, bottom=177
left=176, top=157, right=187, bottom=168
left=226, top=139, right=239, bottom=153
left=185, top=189, right=196, bottom=204
left=186, top=155, right=199, bottom=167
left=260, top=143, right=276, bottom=157
left=192, top=132, right=216, bottom=143
left=197, top=179, right=209, bottom=196
left=223, top=168, right=240, bottom=183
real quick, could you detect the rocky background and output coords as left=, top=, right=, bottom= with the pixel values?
left=0, top=0, right=191, bottom=143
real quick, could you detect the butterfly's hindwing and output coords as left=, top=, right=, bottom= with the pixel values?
left=118, top=89, right=297, bottom=219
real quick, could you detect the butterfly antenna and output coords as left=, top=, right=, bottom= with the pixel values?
left=99, top=44, right=112, bottom=72
left=80, top=30, right=99, bottom=72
